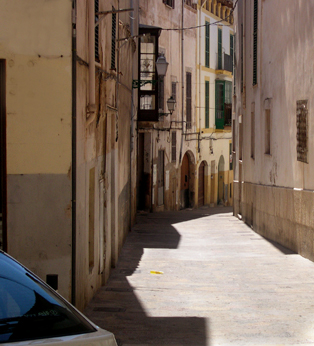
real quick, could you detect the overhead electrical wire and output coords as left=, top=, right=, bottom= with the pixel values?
left=161, top=0, right=239, bottom=32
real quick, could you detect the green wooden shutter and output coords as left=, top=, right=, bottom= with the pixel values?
left=205, top=81, right=210, bottom=128
left=230, top=34, right=234, bottom=72
left=215, top=80, right=224, bottom=129
left=205, top=22, right=210, bottom=68
left=218, top=28, right=222, bottom=70
left=253, top=0, right=258, bottom=85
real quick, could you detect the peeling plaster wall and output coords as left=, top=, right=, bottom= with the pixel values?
left=0, top=0, right=72, bottom=300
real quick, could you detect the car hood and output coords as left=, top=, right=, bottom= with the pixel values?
left=4, top=327, right=117, bottom=346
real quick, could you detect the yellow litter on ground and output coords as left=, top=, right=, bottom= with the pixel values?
left=150, top=271, right=164, bottom=275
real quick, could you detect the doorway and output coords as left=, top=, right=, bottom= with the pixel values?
left=157, top=150, right=164, bottom=206
left=218, top=155, right=225, bottom=204
left=198, top=161, right=205, bottom=206
left=180, top=153, right=189, bottom=208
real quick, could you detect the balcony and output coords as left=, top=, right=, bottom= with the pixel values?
left=216, top=53, right=233, bottom=74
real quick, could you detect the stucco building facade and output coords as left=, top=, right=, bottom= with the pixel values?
left=233, top=0, right=314, bottom=261
left=0, top=0, right=138, bottom=310
left=196, top=0, right=234, bottom=207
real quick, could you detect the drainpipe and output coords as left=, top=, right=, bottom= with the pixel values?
left=87, top=0, right=96, bottom=120
left=199, top=0, right=207, bottom=148
left=179, top=0, right=184, bottom=164
left=71, top=0, right=77, bottom=306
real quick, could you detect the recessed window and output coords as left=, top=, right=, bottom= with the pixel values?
left=251, top=111, right=255, bottom=159
left=163, top=0, right=175, bottom=8
left=265, top=109, right=271, bottom=155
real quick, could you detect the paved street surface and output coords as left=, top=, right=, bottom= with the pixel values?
left=84, top=207, right=314, bottom=346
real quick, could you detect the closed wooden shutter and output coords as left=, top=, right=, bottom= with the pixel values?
left=186, top=72, right=192, bottom=129
left=95, top=0, right=99, bottom=62
left=205, top=22, right=210, bottom=68
left=111, top=7, right=116, bottom=70
left=205, top=81, right=210, bottom=128
left=253, top=0, right=258, bottom=85
left=218, top=28, right=222, bottom=70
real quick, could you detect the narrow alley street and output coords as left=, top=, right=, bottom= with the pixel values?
left=84, top=207, right=314, bottom=346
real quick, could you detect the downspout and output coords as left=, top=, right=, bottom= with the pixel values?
left=87, top=0, right=96, bottom=121
left=130, top=0, right=135, bottom=227
left=199, top=0, right=207, bottom=144
left=178, top=0, right=185, bottom=164
left=71, top=0, right=77, bottom=306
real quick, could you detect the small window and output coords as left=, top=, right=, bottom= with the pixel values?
left=172, top=82, right=176, bottom=101
left=163, top=0, right=175, bottom=8
left=296, top=100, right=308, bottom=163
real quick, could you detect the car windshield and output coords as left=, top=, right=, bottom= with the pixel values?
left=0, top=252, right=95, bottom=343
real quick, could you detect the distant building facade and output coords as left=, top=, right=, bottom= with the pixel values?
left=196, top=0, right=234, bottom=207
left=233, top=0, right=314, bottom=261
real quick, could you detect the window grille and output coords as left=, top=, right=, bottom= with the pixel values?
left=186, top=72, right=192, bottom=129
left=296, top=100, right=308, bottom=163
left=172, top=82, right=176, bottom=101
left=171, top=132, right=176, bottom=163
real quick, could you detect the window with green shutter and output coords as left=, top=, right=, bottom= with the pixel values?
left=218, top=28, right=222, bottom=70
left=205, top=81, right=210, bottom=128
left=215, top=80, right=232, bottom=129
left=205, top=22, right=210, bottom=68
left=230, top=34, right=234, bottom=73
left=253, top=0, right=258, bottom=85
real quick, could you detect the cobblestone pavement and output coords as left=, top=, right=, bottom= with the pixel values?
left=84, top=206, right=314, bottom=346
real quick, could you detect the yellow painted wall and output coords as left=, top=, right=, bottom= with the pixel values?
left=0, top=0, right=72, bottom=175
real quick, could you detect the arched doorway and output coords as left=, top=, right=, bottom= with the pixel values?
left=180, top=151, right=196, bottom=209
left=198, top=161, right=206, bottom=206
left=218, top=155, right=225, bottom=204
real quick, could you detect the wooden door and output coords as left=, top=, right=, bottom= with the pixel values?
left=181, top=154, right=189, bottom=208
